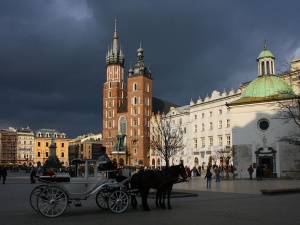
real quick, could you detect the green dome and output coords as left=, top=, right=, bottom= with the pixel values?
left=257, top=49, right=275, bottom=60
left=230, top=75, right=295, bottom=105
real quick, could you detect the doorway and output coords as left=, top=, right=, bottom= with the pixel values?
left=259, top=156, right=273, bottom=178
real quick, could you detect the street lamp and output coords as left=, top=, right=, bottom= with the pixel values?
left=24, top=154, right=29, bottom=173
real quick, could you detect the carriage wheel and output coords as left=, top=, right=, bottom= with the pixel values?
left=96, top=188, right=110, bottom=210
left=30, top=185, right=47, bottom=212
left=37, top=186, right=68, bottom=218
left=108, top=190, right=129, bottom=213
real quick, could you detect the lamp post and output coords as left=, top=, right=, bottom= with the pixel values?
left=24, top=154, right=29, bottom=172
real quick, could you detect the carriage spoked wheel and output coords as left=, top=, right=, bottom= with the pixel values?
left=30, top=185, right=47, bottom=212
left=96, top=188, right=111, bottom=210
left=107, top=190, right=129, bottom=213
left=37, top=186, right=68, bottom=218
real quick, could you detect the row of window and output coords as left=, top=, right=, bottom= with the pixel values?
left=108, top=81, right=124, bottom=89
left=130, top=107, right=150, bottom=116
left=107, top=129, right=150, bottom=138
left=194, top=136, right=231, bottom=148
left=194, top=120, right=230, bottom=132
left=37, top=142, right=65, bottom=148
left=18, top=140, right=33, bottom=145
left=107, top=90, right=124, bottom=98
left=36, top=151, right=65, bottom=158
left=36, top=133, right=66, bottom=138
left=132, top=82, right=150, bottom=92
left=107, top=118, right=150, bottom=129
left=107, top=66, right=123, bottom=80
left=131, top=96, right=150, bottom=106
left=193, top=108, right=230, bottom=119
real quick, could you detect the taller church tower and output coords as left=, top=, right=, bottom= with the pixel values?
left=102, top=20, right=126, bottom=154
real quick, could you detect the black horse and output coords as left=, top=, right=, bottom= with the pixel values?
left=130, top=163, right=187, bottom=211
left=155, top=164, right=187, bottom=209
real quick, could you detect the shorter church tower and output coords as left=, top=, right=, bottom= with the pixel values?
left=127, top=43, right=152, bottom=166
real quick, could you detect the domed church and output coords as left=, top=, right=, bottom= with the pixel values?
left=228, top=44, right=300, bottom=178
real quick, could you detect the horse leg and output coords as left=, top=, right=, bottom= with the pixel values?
left=167, top=186, right=173, bottom=209
left=161, top=188, right=166, bottom=209
left=131, top=195, right=137, bottom=209
left=141, top=190, right=150, bottom=211
left=155, top=190, right=160, bottom=207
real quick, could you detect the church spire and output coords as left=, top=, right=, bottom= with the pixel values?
left=106, top=18, right=124, bottom=66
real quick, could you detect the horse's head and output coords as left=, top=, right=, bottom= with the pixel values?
left=171, top=163, right=187, bottom=180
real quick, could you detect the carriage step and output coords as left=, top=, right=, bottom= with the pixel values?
left=127, top=189, right=139, bottom=194
left=75, top=203, right=82, bottom=207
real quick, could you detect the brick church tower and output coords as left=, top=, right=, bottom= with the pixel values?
left=126, top=43, right=152, bottom=166
left=102, top=20, right=126, bottom=158
left=102, top=21, right=152, bottom=166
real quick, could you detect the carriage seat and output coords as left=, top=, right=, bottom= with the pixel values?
left=38, top=175, right=71, bottom=183
left=98, top=161, right=117, bottom=171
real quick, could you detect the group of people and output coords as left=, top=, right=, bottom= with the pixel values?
left=248, top=165, right=262, bottom=181
left=29, top=166, right=56, bottom=183
left=0, top=166, right=8, bottom=184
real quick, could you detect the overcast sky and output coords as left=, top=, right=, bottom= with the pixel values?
left=1, top=0, right=300, bottom=138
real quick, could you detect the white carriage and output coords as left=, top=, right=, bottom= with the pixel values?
left=30, top=158, right=135, bottom=218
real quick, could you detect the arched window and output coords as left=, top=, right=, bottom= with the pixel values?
left=109, top=82, right=112, bottom=88
left=133, top=97, right=138, bottom=105
left=133, top=83, right=137, bottom=91
left=261, top=61, right=265, bottom=75
left=119, top=116, right=127, bottom=134
left=267, top=61, right=270, bottom=74
left=146, top=83, right=150, bottom=92
left=108, top=91, right=112, bottom=98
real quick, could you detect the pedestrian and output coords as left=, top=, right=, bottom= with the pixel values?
left=215, top=166, right=221, bottom=182
left=1, top=166, right=7, bottom=184
left=185, top=166, right=192, bottom=181
left=204, top=168, right=212, bottom=188
left=198, top=165, right=202, bottom=176
left=248, top=165, right=254, bottom=180
left=256, top=166, right=262, bottom=181
left=30, top=166, right=37, bottom=183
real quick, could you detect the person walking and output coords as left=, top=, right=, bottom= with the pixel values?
left=198, top=165, right=202, bottom=177
left=248, top=165, right=254, bottom=180
left=204, top=168, right=212, bottom=188
left=256, top=166, right=262, bottom=181
left=1, top=166, right=7, bottom=184
left=215, top=166, right=221, bottom=182
left=30, top=166, right=37, bottom=183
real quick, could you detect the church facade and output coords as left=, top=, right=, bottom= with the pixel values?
left=102, top=21, right=176, bottom=166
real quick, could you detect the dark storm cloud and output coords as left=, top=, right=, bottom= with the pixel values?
left=1, top=0, right=300, bottom=138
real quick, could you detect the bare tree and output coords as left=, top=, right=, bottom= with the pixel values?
left=211, top=147, right=233, bottom=178
left=150, top=113, right=184, bottom=168
left=274, top=58, right=300, bottom=145
left=274, top=95, right=300, bottom=145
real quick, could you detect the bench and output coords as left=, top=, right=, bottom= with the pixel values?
left=261, top=187, right=300, bottom=195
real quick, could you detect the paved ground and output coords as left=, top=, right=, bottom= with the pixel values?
left=1, top=171, right=300, bottom=225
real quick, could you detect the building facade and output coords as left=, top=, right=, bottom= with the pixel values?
left=150, top=89, right=240, bottom=169
left=16, top=127, right=34, bottom=165
left=0, top=128, right=18, bottom=164
left=34, top=129, right=69, bottom=166
left=68, top=133, right=102, bottom=163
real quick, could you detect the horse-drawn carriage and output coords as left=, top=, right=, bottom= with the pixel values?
left=30, top=158, right=188, bottom=217
left=30, top=158, right=135, bottom=217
